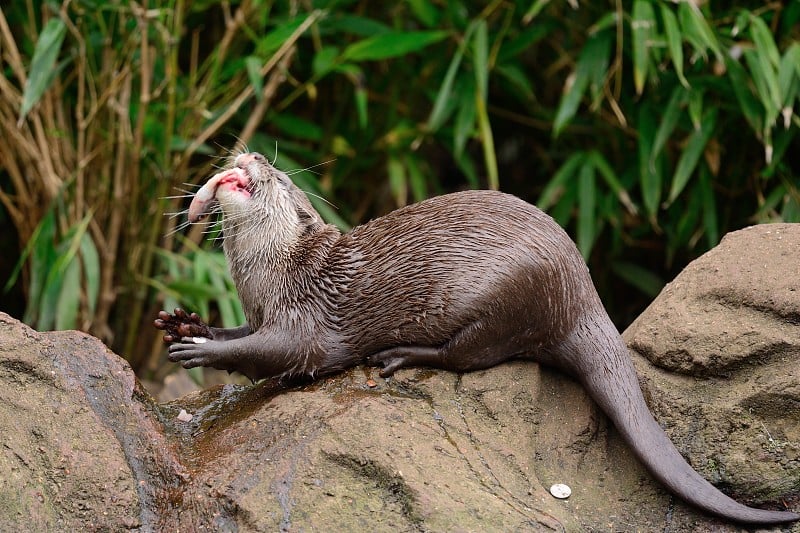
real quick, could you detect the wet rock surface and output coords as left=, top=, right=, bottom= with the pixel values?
left=1, top=223, right=798, bottom=531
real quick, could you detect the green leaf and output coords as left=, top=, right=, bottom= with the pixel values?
left=427, top=23, right=477, bottom=132
left=726, top=56, right=763, bottom=134
left=632, top=0, right=655, bottom=95
left=667, top=108, right=717, bottom=204
left=404, top=155, right=428, bottom=203
left=651, top=86, right=689, bottom=163
left=408, top=0, right=440, bottom=27
left=638, top=104, right=662, bottom=220
left=22, top=210, right=57, bottom=325
left=744, top=49, right=780, bottom=128
left=538, top=152, right=586, bottom=210
left=577, top=160, right=597, bottom=259
left=678, top=3, right=722, bottom=61
left=55, top=258, right=81, bottom=330
left=688, top=89, right=703, bottom=130
left=522, top=0, right=552, bottom=24
left=342, top=30, right=449, bottom=62
left=312, top=46, right=340, bottom=77
left=553, top=30, right=611, bottom=136
left=496, top=64, right=535, bottom=102
left=778, top=43, right=800, bottom=110
left=611, top=261, right=664, bottom=297
left=660, top=4, right=689, bottom=88
left=475, top=94, right=498, bottom=190
left=748, top=13, right=780, bottom=68
left=270, top=113, right=323, bottom=142
left=245, top=56, right=264, bottom=101
left=79, top=232, right=100, bottom=317
left=698, top=165, right=718, bottom=247
left=588, top=150, right=637, bottom=214
left=388, top=156, right=407, bottom=207
left=20, top=18, right=67, bottom=123
left=257, top=15, right=311, bottom=55
left=498, top=23, right=553, bottom=62
left=472, top=20, right=489, bottom=102
left=453, top=79, right=477, bottom=157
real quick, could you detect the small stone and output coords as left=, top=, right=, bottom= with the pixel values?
left=177, top=409, right=193, bottom=422
left=366, top=379, right=377, bottom=388
left=549, top=483, right=571, bottom=499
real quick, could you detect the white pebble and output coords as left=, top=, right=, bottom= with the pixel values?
left=177, top=409, right=193, bottom=422
left=549, top=483, right=571, bottom=499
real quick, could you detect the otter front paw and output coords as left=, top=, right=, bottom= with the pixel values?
left=154, top=308, right=212, bottom=343
left=168, top=337, right=224, bottom=369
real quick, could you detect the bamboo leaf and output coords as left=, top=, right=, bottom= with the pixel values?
left=698, top=165, right=718, bottom=247
left=748, top=13, right=780, bottom=68
left=553, top=30, right=611, bottom=136
left=312, top=46, right=340, bottom=77
left=778, top=43, right=800, bottom=111
left=408, top=0, right=440, bottom=27
left=427, top=22, right=477, bottom=132
left=538, top=152, right=585, bottom=210
left=553, top=71, right=589, bottom=137
left=651, top=86, right=689, bottom=163
left=472, top=20, right=489, bottom=102
left=611, top=262, right=664, bottom=297
left=20, top=18, right=67, bottom=123
left=55, top=258, right=81, bottom=330
left=475, top=94, right=499, bottom=190
left=688, top=89, right=703, bottom=130
left=589, top=150, right=637, bottom=215
left=404, top=155, right=428, bottom=203
left=726, top=56, right=764, bottom=134
left=744, top=49, right=780, bottom=128
left=245, top=56, right=264, bottom=101
left=388, top=156, right=407, bottom=207
left=523, top=0, right=552, bottom=25
left=453, top=79, right=477, bottom=157
left=23, top=211, right=57, bottom=325
left=632, top=0, right=655, bottom=95
left=79, top=232, right=100, bottom=317
left=678, top=3, right=722, bottom=61
left=342, top=30, right=448, bottom=62
left=638, top=104, right=662, bottom=220
left=667, top=108, right=717, bottom=204
left=577, top=160, right=597, bottom=259
left=660, top=4, right=689, bottom=88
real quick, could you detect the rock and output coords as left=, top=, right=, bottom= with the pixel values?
left=0, top=223, right=798, bottom=531
left=625, top=223, right=800, bottom=508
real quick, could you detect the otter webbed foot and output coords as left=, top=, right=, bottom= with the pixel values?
left=154, top=308, right=212, bottom=343
left=368, top=346, right=442, bottom=377
left=168, top=337, right=236, bottom=373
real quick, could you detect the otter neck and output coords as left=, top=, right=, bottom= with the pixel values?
left=224, top=223, right=340, bottom=331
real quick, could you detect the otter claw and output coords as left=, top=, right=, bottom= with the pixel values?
left=154, top=308, right=212, bottom=344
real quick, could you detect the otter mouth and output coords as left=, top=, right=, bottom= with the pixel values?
left=188, top=167, right=252, bottom=222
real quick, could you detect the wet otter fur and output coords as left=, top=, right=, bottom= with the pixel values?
left=156, top=152, right=799, bottom=525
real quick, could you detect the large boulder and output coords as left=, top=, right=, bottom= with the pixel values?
left=0, top=223, right=798, bottom=531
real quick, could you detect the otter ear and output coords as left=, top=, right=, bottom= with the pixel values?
left=292, top=188, right=324, bottom=232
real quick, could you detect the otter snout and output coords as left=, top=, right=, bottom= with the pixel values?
left=234, top=152, right=265, bottom=167
left=188, top=167, right=250, bottom=223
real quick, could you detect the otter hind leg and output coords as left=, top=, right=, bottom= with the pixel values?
left=369, top=319, right=518, bottom=377
left=368, top=346, right=442, bottom=377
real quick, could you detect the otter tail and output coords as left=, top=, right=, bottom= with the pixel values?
left=556, top=312, right=799, bottom=525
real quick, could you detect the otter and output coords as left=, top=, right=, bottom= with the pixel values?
left=156, top=151, right=798, bottom=525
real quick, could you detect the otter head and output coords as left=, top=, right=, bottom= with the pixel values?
left=188, top=152, right=324, bottom=244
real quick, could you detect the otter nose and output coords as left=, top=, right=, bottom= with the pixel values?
left=235, top=152, right=265, bottom=167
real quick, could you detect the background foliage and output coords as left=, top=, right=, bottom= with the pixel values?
left=0, top=0, right=798, bottom=378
